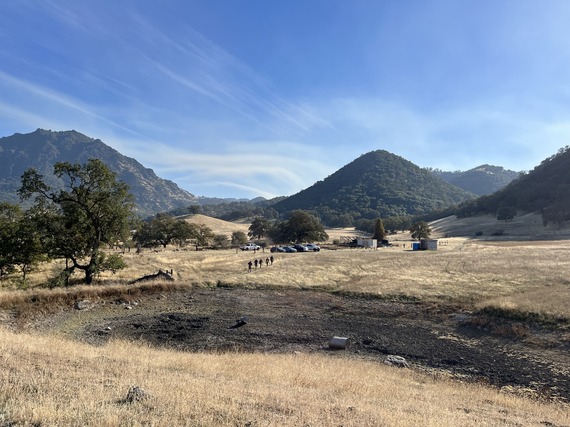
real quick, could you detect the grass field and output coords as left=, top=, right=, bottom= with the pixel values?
left=81, top=237, right=570, bottom=320
left=0, top=328, right=568, bottom=427
left=1, top=216, right=570, bottom=425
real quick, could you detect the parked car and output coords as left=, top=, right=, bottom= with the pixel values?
left=282, top=246, right=297, bottom=253
left=293, top=244, right=309, bottom=252
left=240, top=243, right=261, bottom=251
left=270, top=246, right=286, bottom=253
left=304, top=243, right=320, bottom=251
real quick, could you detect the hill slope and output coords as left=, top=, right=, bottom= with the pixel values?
left=273, top=150, right=474, bottom=222
left=178, top=214, right=249, bottom=238
left=456, top=147, right=570, bottom=221
left=0, top=129, right=197, bottom=217
left=430, top=164, right=520, bottom=196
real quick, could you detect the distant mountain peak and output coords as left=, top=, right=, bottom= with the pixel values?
left=0, top=129, right=197, bottom=217
left=429, top=164, right=520, bottom=196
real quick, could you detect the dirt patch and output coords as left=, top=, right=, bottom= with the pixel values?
left=20, top=287, right=569, bottom=403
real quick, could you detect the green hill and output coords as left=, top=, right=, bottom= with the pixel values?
left=273, top=150, right=475, bottom=224
left=429, top=164, right=520, bottom=196
left=0, top=129, right=197, bottom=217
left=456, top=147, right=570, bottom=225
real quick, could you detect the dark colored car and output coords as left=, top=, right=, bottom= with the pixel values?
left=270, top=246, right=286, bottom=253
left=293, top=244, right=309, bottom=252
left=282, top=246, right=297, bottom=253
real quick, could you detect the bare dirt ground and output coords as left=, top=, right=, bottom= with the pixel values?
left=22, top=286, right=570, bottom=404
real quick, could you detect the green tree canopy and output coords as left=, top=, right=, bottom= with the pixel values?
left=134, top=214, right=195, bottom=248
left=248, top=217, right=271, bottom=239
left=190, top=223, right=215, bottom=249
left=496, top=206, right=517, bottom=221
left=269, top=211, right=328, bottom=243
left=372, top=218, right=386, bottom=241
left=231, top=231, right=248, bottom=246
left=19, top=159, right=134, bottom=284
left=410, top=221, right=431, bottom=241
left=0, top=203, right=23, bottom=278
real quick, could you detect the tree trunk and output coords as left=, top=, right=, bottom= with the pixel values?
left=85, top=268, right=94, bottom=285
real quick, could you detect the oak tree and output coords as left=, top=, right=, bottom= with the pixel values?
left=19, top=159, right=134, bottom=284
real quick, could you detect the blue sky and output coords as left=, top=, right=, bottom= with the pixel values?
left=1, top=1, right=570, bottom=199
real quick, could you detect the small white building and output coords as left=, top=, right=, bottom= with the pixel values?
left=420, top=239, right=438, bottom=250
left=357, top=238, right=377, bottom=248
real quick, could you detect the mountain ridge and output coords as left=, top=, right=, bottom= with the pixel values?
left=0, top=129, right=198, bottom=217
left=428, top=164, right=520, bottom=196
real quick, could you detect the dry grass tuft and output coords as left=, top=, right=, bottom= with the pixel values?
left=0, top=327, right=567, bottom=426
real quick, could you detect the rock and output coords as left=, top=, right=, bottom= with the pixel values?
left=125, top=386, right=150, bottom=403
left=125, top=305, right=133, bottom=310
left=329, top=336, right=350, bottom=349
left=384, top=355, right=410, bottom=368
left=228, top=316, right=248, bottom=329
left=74, top=300, right=91, bottom=310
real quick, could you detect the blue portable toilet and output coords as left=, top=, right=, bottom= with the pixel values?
left=412, top=242, right=420, bottom=251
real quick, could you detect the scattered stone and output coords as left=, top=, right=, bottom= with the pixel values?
left=229, top=316, right=248, bottom=329
left=125, top=386, right=150, bottom=403
left=125, top=305, right=133, bottom=310
left=329, top=336, right=350, bottom=349
left=384, top=355, right=410, bottom=368
left=74, top=300, right=92, bottom=310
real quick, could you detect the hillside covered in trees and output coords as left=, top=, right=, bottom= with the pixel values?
left=456, top=146, right=570, bottom=226
left=428, top=165, right=520, bottom=196
left=0, top=129, right=197, bottom=217
left=273, top=150, right=475, bottom=226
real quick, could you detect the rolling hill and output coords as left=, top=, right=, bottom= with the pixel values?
left=456, top=146, right=570, bottom=225
left=0, top=129, right=198, bottom=217
left=273, top=150, right=475, bottom=223
left=429, top=164, right=520, bottom=196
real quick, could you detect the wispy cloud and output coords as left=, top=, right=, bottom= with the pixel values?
left=0, top=71, right=149, bottom=140
left=104, top=135, right=332, bottom=198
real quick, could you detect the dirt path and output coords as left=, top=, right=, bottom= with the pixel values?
left=20, top=287, right=566, bottom=403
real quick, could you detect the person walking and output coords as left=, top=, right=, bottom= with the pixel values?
left=259, top=259, right=263, bottom=269
left=254, top=259, right=258, bottom=269
left=270, top=256, right=274, bottom=265
left=265, top=257, right=269, bottom=266
left=248, top=260, right=252, bottom=272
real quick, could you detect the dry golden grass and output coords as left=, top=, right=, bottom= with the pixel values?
left=75, top=237, right=569, bottom=319
left=0, top=327, right=567, bottom=427
left=7, top=235, right=570, bottom=320
left=430, top=212, right=570, bottom=240
left=180, top=214, right=250, bottom=238
left=1, top=216, right=570, bottom=425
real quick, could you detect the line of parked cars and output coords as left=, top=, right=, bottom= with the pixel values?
left=270, top=243, right=320, bottom=253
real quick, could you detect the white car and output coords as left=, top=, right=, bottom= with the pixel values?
left=240, top=243, right=261, bottom=251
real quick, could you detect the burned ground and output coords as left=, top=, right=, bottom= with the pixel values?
left=25, top=287, right=570, bottom=403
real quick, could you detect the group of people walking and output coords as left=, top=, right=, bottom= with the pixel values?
left=248, top=256, right=274, bottom=272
